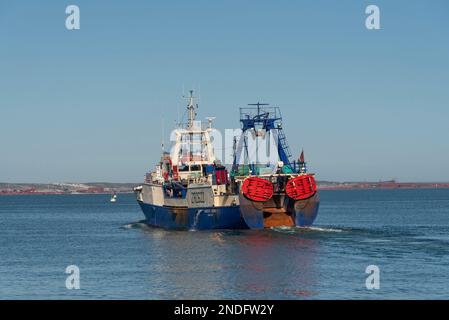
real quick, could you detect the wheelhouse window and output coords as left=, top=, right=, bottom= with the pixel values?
left=190, top=165, right=201, bottom=172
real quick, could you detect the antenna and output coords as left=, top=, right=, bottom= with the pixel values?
left=248, top=102, right=269, bottom=118
left=247, top=102, right=269, bottom=107
left=206, top=117, right=216, bottom=129
left=186, top=90, right=197, bottom=129
left=177, top=104, right=180, bottom=127
left=161, top=116, right=165, bottom=151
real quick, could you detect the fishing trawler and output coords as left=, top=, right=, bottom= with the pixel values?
left=134, top=91, right=246, bottom=230
left=231, top=105, right=319, bottom=228
left=134, top=92, right=319, bottom=230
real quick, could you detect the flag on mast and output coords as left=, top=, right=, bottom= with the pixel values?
left=299, top=149, right=305, bottom=163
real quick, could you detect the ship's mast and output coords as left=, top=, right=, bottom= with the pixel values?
left=187, top=90, right=196, bottom=129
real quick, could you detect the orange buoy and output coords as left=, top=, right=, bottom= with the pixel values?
left=286, top=174, right=317, bottom=200
left=242, top=177, right=274, bottom=202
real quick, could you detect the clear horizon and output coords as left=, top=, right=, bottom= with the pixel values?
left=1, top=1, right=448, bottom=183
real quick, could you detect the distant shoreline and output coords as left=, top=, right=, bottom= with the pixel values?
left=0, top=191, right=135, bottom=196
left=319, top=185, right=449, bottom=190
left=0, top=182, right=137, bottom=196
left=318, top=180, right=449, bottom=190
left=1, top=180, right=449, bottom=196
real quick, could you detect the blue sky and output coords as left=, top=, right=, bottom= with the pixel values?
left=1, top=0, right=448, bottom=183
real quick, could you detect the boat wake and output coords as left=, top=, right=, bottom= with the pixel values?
left=270, top=225, right=345, bottom=234
left=121, top=220, right=151, bottom=230
left=122, top=221, right=346, bottom=234
left=307, top=226, right=344, bottom=233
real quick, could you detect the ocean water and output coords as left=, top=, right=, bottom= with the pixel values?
left=1, top=189, right=449, bottom=299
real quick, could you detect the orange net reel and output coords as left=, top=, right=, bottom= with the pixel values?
left=286, top=175, right=317, bottom=200
left=241, top=177, right=274, bottom=202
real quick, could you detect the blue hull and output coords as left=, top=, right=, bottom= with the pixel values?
left=138, top=196, right=319, bottom=230
left=138, top=202, right=248, bottom=230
